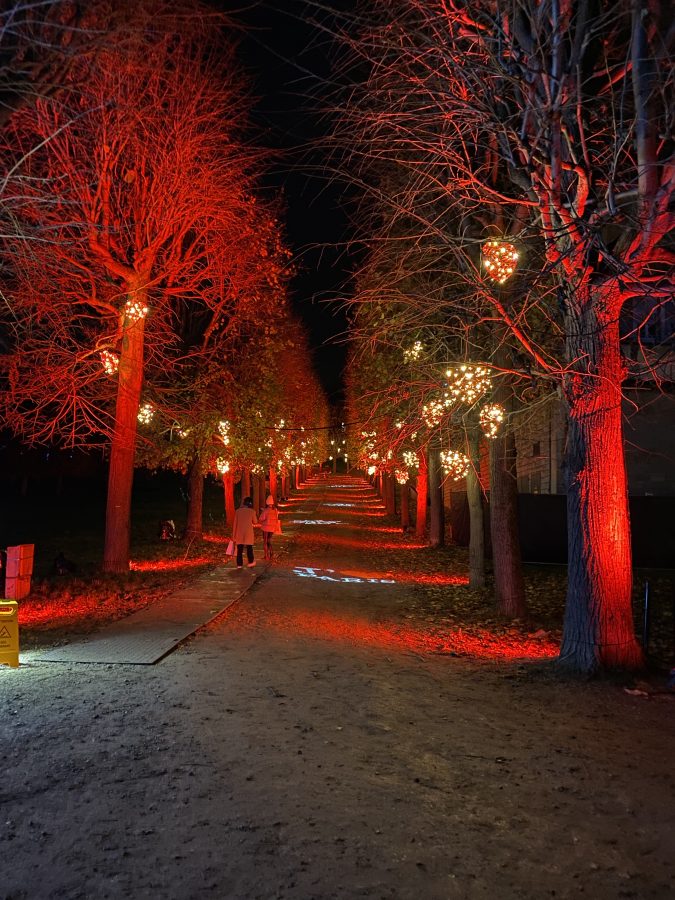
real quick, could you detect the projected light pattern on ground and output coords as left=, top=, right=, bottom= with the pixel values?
left=294, top=566, right=396, bottom=584
left=291, top=520, right=342, bottom=525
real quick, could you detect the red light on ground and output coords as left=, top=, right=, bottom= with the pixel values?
left=223, top=606, right=557, bottom=661
left=129, top=558, right=212, bottom=572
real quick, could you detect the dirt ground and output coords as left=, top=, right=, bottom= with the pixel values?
left=2, top=477, right=674, bottom=900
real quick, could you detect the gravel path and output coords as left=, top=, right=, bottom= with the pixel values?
left=2, top=477, right=674, bottom=899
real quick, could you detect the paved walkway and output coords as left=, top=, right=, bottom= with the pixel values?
left=33, top=477, right=326, bottom=665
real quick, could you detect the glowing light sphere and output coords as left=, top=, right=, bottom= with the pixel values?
left=479, top=403, right=506, bottom=439
left=482, top=240, right=519, bottom=284
left=403, top=340, right=423, bottom=362
left=137, top=402, right=154, bottom=425
left=100, top=350, right=119, bottom=375
left=125, top=298, right=149, bottom=321
left=422, top=397, right=446, bottom=428
left=402, top=450, right=418, bottom=471
left=440, top=449, right=470, bottom=481
left=216, top=458, right=230, bottom=474
left=445, top=364, right=491, bottom=405
left=395, top=468, right=409, bottom=485
left=367, top=465, right=377, bottom=476
left=218, top=420, right=230, bottom=445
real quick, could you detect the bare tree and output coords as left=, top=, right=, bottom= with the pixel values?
left=0, top=1, right=278, bottom=572
left=331, top=0, right=673, bottom=672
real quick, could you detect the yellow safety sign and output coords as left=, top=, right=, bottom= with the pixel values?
left=0, top=600, right=19, bottom=668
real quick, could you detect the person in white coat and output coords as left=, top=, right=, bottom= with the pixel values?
left=258, top=495, right=282, bottom=560
left=232, top=496, right=258, bottom=568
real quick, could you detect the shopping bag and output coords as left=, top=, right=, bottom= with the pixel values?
left=226, top=540, right=236, bottom=556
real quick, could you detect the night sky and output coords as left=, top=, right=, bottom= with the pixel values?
left=232, top=1, right=357, bottom=405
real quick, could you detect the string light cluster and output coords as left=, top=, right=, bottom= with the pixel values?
left=422, top=397, right=447, bottom=428
left=367, top=465, right=377, bottom=476
left=215, top=458, right=230, bottom=474
left=479, top=403, right=506, bottom=439
left=402, top=450, right=418, bottom=471
left=445, top=365, right=491, bottom=404
left=218, top=420, right=230, bottom=445
left=440, top=449, right=470, bottom=481
left=137, top=402, right=154, bottom=425
left=100, top=350, right=119, bottom=375
left=125, top=298, right=149, bottom=321
left=403, top=340, right=423, bottom=362
left=482, top=240, right=519, bottom=284
left=395, top=468, right=409, bottom=485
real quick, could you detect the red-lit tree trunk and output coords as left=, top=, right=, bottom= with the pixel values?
left=428, top=446, right=444, bottom=548
left=103, top=293, right=146, bottom=573
left=489, top=426, right=526, bottom=617
left=253, top=473, right=262, bottom=513
left=561, top=295, right=643, bottom=671
left=185, top=456, right=204, bottom=540
left=222, top=471, right=236, bottom=527
left=415, top=451, right=428, bottom=540
left=400, top=482, right=410, bottom=531
left=466, top=427, right=485, bottom=589
left=241, top=468, right=251, bottom=500
left=295, top=464, right=302, bottom=489
left=384, top=472, right=396, bottom=515
left=269, top=467, right=277, bottom=502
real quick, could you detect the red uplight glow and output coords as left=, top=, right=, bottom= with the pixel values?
left=224, top=606, right=558, bottom=661
left=129, top=557, right=212, bottom=571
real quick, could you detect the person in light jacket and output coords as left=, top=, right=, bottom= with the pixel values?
left=258, top=494, right=282, bottom=560
left=232, top=496, right=258, bottom=568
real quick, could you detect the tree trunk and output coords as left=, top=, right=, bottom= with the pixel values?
left=103, top=292, right=146, bottom=572
left=269, top=467, right=277, bottom=503
left=428, top=446, right=444, bottom=548
left=400, top=482, right=410, bottom=531
left=241, top=468, right=251, bottom=500
left=185, top=456, right=204, bottom=540
left=489, top=423, right=526, bottom=617
left=223, top=471, right=235, bottom=528
left=415, top=452, right=428, bottom=540
left=384, top=472, right=396, bottom=515
left=295, top=464, right=302, bottom=489
left=466, top=427, right=485, bottom=589
left=253, top=473, right=262, bottom=513
left=560, top=297, right=642, bottom=672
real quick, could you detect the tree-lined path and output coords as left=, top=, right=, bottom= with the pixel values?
left=3, top=476, right=675, bottom=899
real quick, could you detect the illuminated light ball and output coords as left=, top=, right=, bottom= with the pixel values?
left=479, top=403, right=506, bottom=439
left=137, top=401, right=154, bottom=425
left=100, top=350, right=119, bottom=375
left=367, top=465, right=377, bottom=476
left=216, top=458, right=230, bottom=474
left=395, top=468, right=409, bottom=485
left=403, top=340, right=423, bottom=362
left=482, top=240, right=519, bottom=284
left=422, top=398, right=445, bottom=428
left=445, top=364, right=491, bottom=404
left=440, top=449, right=470, bottom=481
left=218, top=420, right=231, bottom=445
left=402, top=450, right=418, bottom=471
left=125, top=298, right=149, bottom=321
